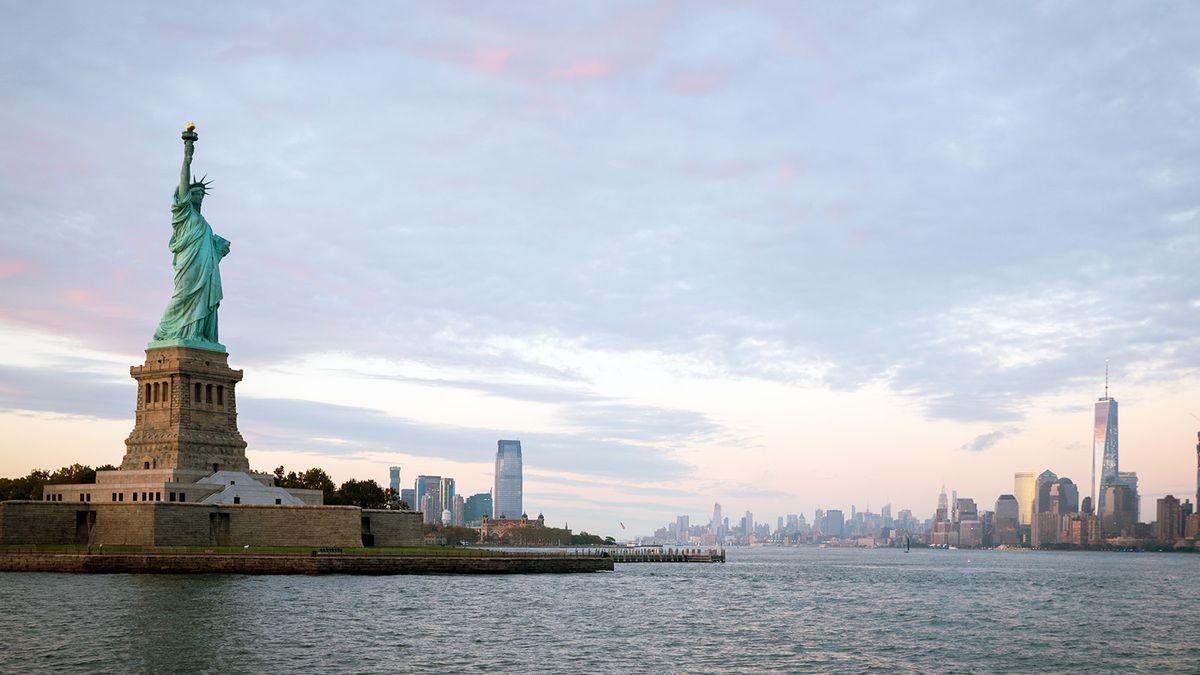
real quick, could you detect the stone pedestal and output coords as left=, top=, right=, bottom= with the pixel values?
left=121, top=346, right=249, bottom=473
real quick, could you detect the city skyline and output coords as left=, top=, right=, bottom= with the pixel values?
left=2, top=3, right=1199, bottom=536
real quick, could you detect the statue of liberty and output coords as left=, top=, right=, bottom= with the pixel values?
left=150, top=123, right=230, bottom=351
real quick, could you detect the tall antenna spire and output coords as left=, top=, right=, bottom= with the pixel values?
left=1105, top=359, right=1109, bottom=399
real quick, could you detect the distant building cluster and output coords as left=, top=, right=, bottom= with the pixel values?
left=638, top=381, right=1200, bottom=551
left=387, top=440, right=524, bottom=528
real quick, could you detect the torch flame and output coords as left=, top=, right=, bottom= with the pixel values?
left=185, top=122, right=196, bottom=131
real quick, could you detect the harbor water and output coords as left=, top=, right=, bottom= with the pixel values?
left=2, top=547, right=1198, bottom=673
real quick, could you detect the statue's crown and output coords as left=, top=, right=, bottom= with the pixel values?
left=190, top=174, right=214, bottom=194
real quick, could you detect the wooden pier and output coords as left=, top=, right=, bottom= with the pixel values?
left=590, top=547, right=725, bottom=563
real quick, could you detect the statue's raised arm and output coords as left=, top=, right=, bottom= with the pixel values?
left=180, top=122, right=198, bottom=200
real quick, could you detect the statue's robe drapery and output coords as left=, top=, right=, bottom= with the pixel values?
left=153, top=187, right=229, bottom=343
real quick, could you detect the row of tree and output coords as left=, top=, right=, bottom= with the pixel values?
left=0, top=464, right=116, bottom=501
left=271, top=466, right=409, bottom=510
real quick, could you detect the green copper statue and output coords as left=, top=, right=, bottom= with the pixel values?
left=149, top=123, right=230, bottom=352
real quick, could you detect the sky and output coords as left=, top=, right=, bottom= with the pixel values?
left=1, top=1, right=1199, bottom=536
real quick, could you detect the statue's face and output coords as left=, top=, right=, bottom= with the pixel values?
left=190, top=188, right=205, bottom=208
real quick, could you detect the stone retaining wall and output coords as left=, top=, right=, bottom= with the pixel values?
left=0, top=502, right=423, bottom=548
left=0, top=552, right=613, bottom=575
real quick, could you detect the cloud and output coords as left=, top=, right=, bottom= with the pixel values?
left=959, top=427, right=1021, bottom=453
left=241, top=396, right=694, bottom=480
left=552, top=57, right=614, bottom=80
left=2, top=1, right=1199, bottom=432
left=0, top=364, right=129, bottom=420
left=667, top=69, right=726, bottom=95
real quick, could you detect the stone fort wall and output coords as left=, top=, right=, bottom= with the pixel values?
left=361, top=509, right=423, bottom=547
left=0, top=502, right=422, bottom=548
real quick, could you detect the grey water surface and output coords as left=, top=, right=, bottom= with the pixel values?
left=2, top=547, right=1198, bottom=673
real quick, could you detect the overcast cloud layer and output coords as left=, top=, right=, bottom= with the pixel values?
left=1, top=2, right=1198, bottom=532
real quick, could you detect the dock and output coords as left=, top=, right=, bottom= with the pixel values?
left=592, top=547, right=725, bottom=563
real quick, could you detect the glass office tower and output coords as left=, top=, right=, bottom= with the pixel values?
left=1093, top=397, right=1119, bottom=524
left=493, top=440, right=523, bottom=519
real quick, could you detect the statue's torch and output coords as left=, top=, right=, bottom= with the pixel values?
left=182, top=122, right=198, bottom=143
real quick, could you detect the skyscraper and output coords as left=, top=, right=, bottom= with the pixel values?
left=676, top=515, right=690, bottom=544
left=415, top=475, right=441, bottom=521
left=389, top=466, right=401, bottom=494
left=1014, top=472, right=1035, bottom=526
left=1093, top=374, right=1119, bottom=526
left=441, top=477, right=456, bottom=522
left=1116, top=471, right=1139, bottom=522
left=824, top=510, right=845, bottom=538
left=494, top=440, right=523, bottom=519
left=711, top=502, right=723, bottom=537
left=464, top=492, right=493, bottom=525
left=1034, top=470, right=1058, bottom=513
left=936, top=485, right=949, bottom=523
left=452, top=494, right=465, bottom=527
left=1195, top=431, right=1200, bottom=508
left=993, top=495, right=1020, bottom=545
left=1156, top=495, right=1183, bottom=543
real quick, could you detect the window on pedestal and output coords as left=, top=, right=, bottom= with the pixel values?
left=233, top=496, right=241, bottom=504
left=144, top=384, right=151, bottom=407
left=206, top=384, right=213, bottom=404
left=217, top=385, right=224, bottom=406
left=194, top=382, right=202, bottom=404
left=152, top=382, right=159, bottom=403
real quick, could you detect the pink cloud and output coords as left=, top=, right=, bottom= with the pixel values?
left=471, top=47, right=516, bottom=74
left=553, top=58, right=615, bottom=81
left=57, top=288, right=136, bottom=319
left=668, top=69, right=727, bottom=95
left=418, top=45, right=518, bottom=76
left=0, top=260, right=28, bottom=280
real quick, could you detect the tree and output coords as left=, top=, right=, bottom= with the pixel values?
left=273, top=466, right=338, bottom=504
left=48, top=464, right=96, bottom=485
left=333, top=479, right=387, bottom=509
left=423, top=524, right=480, bottom=546
left=0, top=465, right=107, bottom=500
